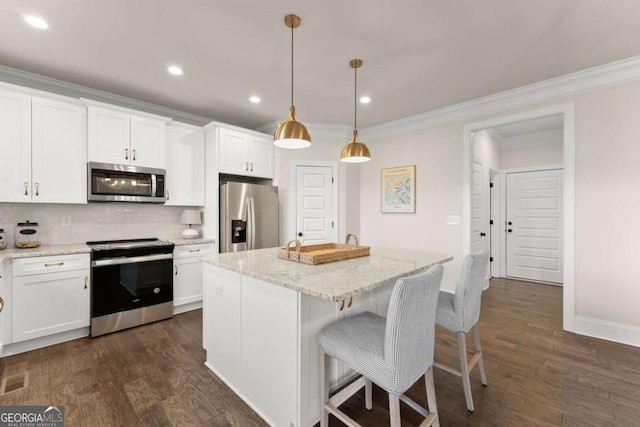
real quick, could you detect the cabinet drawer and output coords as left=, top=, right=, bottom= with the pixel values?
left=173, top=243, right=213, bottom=259
left=13, top=254, right=90, bottom=277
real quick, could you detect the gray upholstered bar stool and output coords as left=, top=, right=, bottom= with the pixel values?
left=434, top=250, right=489, bottom=411
left=319, top=264, right=444, bottom=427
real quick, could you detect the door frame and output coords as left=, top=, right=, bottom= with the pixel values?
left=290, top=161, right=339, bottom=244
left=500, top=164, right=564, bottom=280
left=462, top=102, right=576, bottom=332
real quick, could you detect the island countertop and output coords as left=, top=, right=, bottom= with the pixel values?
left=201, top=247, right=452, bottom=301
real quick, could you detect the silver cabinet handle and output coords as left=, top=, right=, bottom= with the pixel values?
left=250, top=162, right=253, bottom=171
left=24, top=181, right=29, bottom=196
left=35, top=182, right=40, bottom=196
left=125, top=148, right=129, bottom=160
left=133, top=149, right=136, bottom=161
left=0, top=296, right=4, bottom=313
left=84, top=276, right=88, bottom=289
left=174, top=265, right=178, bottom=275
left=245, top=161, right=249, bottom=171
left=189, top=249, right=200, bottom=253
left=166, top=190, right=170, bottom=200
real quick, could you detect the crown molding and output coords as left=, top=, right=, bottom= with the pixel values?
left=256, top=121, right=351, bottom=140
left=361, top=55, right=640, bottom=141
left=0, top=64, right=212, bottom=126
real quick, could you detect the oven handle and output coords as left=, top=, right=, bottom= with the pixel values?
left=92, top=253, right=173, bottom=267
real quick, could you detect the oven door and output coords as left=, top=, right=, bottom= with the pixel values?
left=91, top=253, right=173, bottom=318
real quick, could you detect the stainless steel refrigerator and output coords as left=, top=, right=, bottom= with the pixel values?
left=219, top=182, right=279, bottom=253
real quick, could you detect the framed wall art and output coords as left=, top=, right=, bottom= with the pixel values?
left=381, top=165, right=416, bottom=213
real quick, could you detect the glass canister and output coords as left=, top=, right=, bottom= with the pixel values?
left=15, top=221, right=40, bottom=249
left=0, top=229, right=6, bottom=250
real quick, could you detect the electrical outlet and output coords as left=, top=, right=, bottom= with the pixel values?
left=214, top=284, right=224, bottom=296
left=61, top=216, right=72, bottom=227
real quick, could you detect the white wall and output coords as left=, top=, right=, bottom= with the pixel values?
left=359, top=124, right=464, bottom=291
left=500, top=141, right=563, bottom=169
left=472, top=131, right=500, bottom=170
left=358, top=78, right=640, bottom=335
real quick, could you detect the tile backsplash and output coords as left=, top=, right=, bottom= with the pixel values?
left=0, top=203, right=198, bottom=247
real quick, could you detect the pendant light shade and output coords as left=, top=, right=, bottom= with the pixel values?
left=274, top=14, right=311, bottom=149
left=340, top=129, right=371, bottom=162
left=341, top=59, right=371, bottom=163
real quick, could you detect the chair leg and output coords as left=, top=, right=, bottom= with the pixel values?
left=365, top=377, right=372, bottom=410
left=389, top=393, right=401, bottom=427
left=457, top=331, right=474, bottom=411
left=473, top=324, right=488, bottom=386
left=320, top=350, right=330, bottom=427
left=425, top=367, right=440, bottom=427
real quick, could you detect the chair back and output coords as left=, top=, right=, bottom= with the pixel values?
left=384, top=263, right=444, bottom=393
left=454, top=250, right=490, bottom=332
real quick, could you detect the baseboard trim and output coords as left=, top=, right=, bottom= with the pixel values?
left=173, top=300, right=203, bottom=315
left=573, top=315, right=640, bottom=348
left=2, top=327, right=90, bottom=357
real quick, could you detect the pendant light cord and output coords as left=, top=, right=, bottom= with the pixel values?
left=291, top=24, right=294, bottom=106
left=354, top=66, right=358, bottom=130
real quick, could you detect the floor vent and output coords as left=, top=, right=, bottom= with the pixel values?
left=1, top=372, right=29, bottom=395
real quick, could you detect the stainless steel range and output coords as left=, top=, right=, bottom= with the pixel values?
left=87, top=238, right=174, bottom=337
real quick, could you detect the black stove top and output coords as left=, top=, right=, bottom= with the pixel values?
left=86, top=238, right=173, bottom=251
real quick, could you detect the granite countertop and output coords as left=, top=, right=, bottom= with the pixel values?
left=201, top=247, right=452, bottom=302
left=0, top=238, right=215, bottom=263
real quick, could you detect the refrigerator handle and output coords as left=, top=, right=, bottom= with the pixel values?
left=250, top=197, right=256, bottom=250
left=246, top=197, right=252, bottom=250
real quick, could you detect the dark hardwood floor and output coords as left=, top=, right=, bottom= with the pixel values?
left=1, top=277, right=639, bottom=426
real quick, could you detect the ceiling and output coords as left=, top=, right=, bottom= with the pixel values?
left=2, top=1, right=640, bottom=130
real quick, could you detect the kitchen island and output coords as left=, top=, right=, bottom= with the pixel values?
left=201, top=247, right=452, bottom=427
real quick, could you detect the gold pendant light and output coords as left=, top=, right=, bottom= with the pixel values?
left=341, top=59, right=371, bottom=163
left=273, top=14, right=311, bottom=149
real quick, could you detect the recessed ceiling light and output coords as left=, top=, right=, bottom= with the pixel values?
left=24, top=15, right=48, bottom=29
left=249, top=96, right=261, bottom=104
left=168, top=65, right=183, bottom=76
left=360, top=96, right=371, bottom=104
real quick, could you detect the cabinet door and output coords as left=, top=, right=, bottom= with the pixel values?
left=12, top=269, right=90, bottom=343
left=87, top=106, right=131, bottom=164
left=248, top=134, right=274, bottom=178
left=173, top=257, right=203, bottom=307
left=0, top=89, right=31, bottom=202
left=130, top=115, right=166, bottom=169
left=166, top=125, right=205, bottom=206
left=0, top=264, right=5, bottom=354
left=203, top=265, right=241, bottom=386
left=31, top=97, right=86, bottom=204
left=218, top=127, right=249, bottom=175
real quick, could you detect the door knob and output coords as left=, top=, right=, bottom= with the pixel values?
left=298, top=232, right=303, bottom=237
left=507, top=229, right=513, bottom=233
left=480, top=232, right=486, bottom=237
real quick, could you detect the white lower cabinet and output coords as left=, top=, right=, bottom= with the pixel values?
left=203, top=263, right=394, bottom=427
left=173, top=243, right=212, bottom=313
left=0, top=262, right=5, bottom=355
left=12, top=254, right=90, bottom=343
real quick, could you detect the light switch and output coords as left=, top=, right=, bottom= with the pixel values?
left=61, top=216, right=72, bottom=227
left=447, top=215, right=461, bottom=226
left=214, top=284, right=224, bottom=296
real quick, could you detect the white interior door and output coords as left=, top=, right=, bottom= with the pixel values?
left=471, top=158, right=488, bottom=255
left=296, top=166, right=335, bottom=244
left=506, top=169, right=563, bottom=283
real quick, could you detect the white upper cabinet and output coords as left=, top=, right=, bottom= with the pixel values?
left=166, top=123, right=205, bottom=206
left=0, top=88, right=86, bottom=204
left=31, top=97, right=86, bottom=204
left=86, top=102, right=169, bottom=169
left=0, top=88, right=31, bottom=203
left=218, top=127, right=274, bottom=178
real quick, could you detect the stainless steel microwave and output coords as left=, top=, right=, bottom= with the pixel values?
left=88, top=162, right=166, bottom=203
